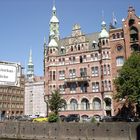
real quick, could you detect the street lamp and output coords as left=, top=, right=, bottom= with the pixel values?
left=44, top=95, right=49, bottom=117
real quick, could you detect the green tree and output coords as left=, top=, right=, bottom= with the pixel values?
left=48, top=90, right=66, bottom=115
left=114, top=52, right=140, bottom=103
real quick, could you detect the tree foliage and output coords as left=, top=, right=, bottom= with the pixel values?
left=48, top=90, right=66, bottom=115
left=48, top=112, right=59, bottom=123
left=114, top=52, right=140, bottom=103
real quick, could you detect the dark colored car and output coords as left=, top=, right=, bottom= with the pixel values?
left=65, top=114, right=80, bottom=122
left=59, top=115, right=66, bottom=122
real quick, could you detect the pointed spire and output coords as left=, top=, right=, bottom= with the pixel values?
left=52, top=0, right=56, bottom=16
left=44, top=36, right=46, bottom=44
left=29, top=49, right=33, bottom=64
left=27, top=49, right=34, bottom=81
left=50, top=0, right=59, bottom=23
left=112, top=12, right=117, bottom=27
left=49, top=0, right=60, bottom=40
left=101, top=10, right=106, bottom=30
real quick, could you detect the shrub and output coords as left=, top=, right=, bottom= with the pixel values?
left=48, top=113, right=59, bottom=123
left=91, top=117, right=96, bottom=123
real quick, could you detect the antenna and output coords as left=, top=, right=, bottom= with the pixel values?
left=102, top=10, right=104, bottom=21
left=53, top=0, right=55, bottom=6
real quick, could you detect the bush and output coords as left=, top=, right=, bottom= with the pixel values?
left=91, top=117, right=96, bottom=123
left=48, top=113, right=59, bottom=123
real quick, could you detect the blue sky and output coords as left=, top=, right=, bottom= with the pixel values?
left=0, top=0, right=139, bottom=76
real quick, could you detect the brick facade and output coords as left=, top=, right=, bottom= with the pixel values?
left=44, top=6, right=140, bottom=119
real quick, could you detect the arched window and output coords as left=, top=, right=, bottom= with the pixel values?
left=50, top=49, right=52, bottom=53
left=80, top=56, right=83, bottom=63
left=70, top=99, right=78, bottom=110
left=71, top=46, right=73, bottom=51
left=93, top=98, right=101, bottom=110
left=104, top=98, right=111, bottom=110
left=130, top=26, right=138, bottom=42
left=116, top=56, right=124, bottom=66
left=131, top=44, right=140, bottom=51
left=78, top=45, right=80, bottom=50
left=129, top=19, right=135, bottom=27
left=81, top=98, right=90, bottom=110
left=102, top=40, right=105, bottom=45
left=106, top=39, right=108, bottom=45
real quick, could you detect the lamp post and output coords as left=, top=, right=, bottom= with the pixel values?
left=44, top=95, right=49, bottom=117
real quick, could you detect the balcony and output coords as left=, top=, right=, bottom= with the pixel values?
left=65, top=76, right=90, bottom=83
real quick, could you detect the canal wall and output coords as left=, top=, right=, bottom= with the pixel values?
left=0, top=121, right=139, bottom=140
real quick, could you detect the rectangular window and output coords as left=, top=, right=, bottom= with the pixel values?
left=104, top=65, right=107, bottom=75
left=69, top=69, right=76, bottom=78
left=92, top=82, right=99, bottom=92
left=83, top=55, right=87, bottom=62
left=91, top=54, right=94, bottom=61
left=49, top=71, right=52, bottom=81
left=59, top=85, right=65, bottom=93
left=53, top=71, right=55, bottom=80
left=108, top=65, right=110, bottom=75
left=92, top=67, right=99, bottom=76
left=59, top=70, right=65, bottom=80
left=70, top=83, right=76, bottom=93
left=80, top=83, right=87, bottom=93
left=80, top=68, right=87, bottom=77
left=94, top=53, right=98, bottom=61
left=108, top=81, right=111, bottom=91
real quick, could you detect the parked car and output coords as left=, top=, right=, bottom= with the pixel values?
left=17, top=115, right=33, bottom=121
left=82, top=116, right=92, bottom=122
left=59, top=115, right=66, bottom=122
left=33, top=117, right=48, bottom=122
left=65, top=114, right=80, bottom=122
left=100, top=116, right=113, bottom=122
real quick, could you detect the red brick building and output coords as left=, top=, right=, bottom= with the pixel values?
left=44, top=5, right=140, bottom=120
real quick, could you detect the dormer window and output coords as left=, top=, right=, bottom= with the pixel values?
left=117, top=33, right=120, bottom=38
left=60, top=46, right=65, bottom=54
left=92, top=41, right=97, bottom=48
left=112, top=34, right=116, bottom=39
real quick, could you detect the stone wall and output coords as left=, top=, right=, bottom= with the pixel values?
left=0, top=121, right=139, bottom=140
